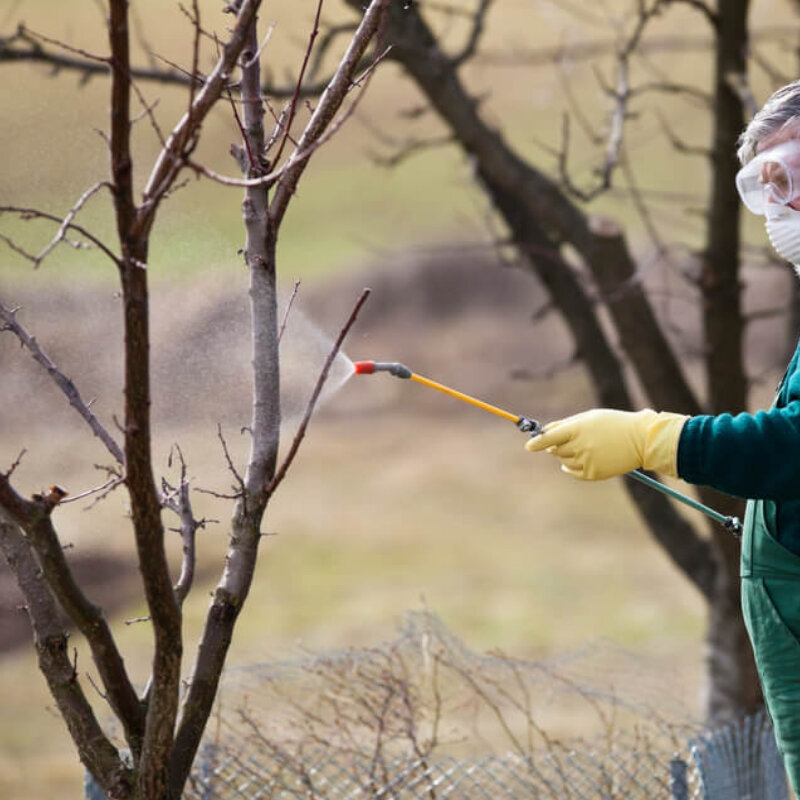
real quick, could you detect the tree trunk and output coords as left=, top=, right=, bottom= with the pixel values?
left=349, top=0, right=761, bottom=721
left=698, top=0, right=761, bottom=721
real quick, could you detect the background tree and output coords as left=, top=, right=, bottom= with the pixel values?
left=0, top=1, right=389, bottom=798
left=335, top=0, right=799, bottom=723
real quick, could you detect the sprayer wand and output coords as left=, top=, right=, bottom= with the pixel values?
left=353, top=360, right=742, bottom=537
left=354, top=360, right=541, bottom=433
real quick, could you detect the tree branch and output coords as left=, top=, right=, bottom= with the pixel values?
left=269, top=0, right=393, bottom=229
left=267, top=287, right=371, bottom=498
left=109, top=0, right=136, bottom=246
left=135, top=0, right=262, bottom=239
left=161, top=446, right=200, bottom=607
left=32, top=183, right=113, bottom=267
left=341, top=0, right=718, bottom=602
left=0, top=205, right=121, bottom=267
left=169, top=6, right=390, bottom=793
left=0, top=302, right=125, bottom=465
left=451, top=0, right=493, bottom=67
left=169, top=6, right=273, bottom=792
left=558, top=0, right=670, bottom=202
left=108, top=1, right=183, bottom=793
left=656, top=109, right=711, bottom=157
left=669, top=0, right=719, bottom=29
left=306, top=22, right=358, bottom=83
left=0, top=23, right=350, bottom=99
left=270, top=0, right=325, bottom=168
left=0, top=512, right=133, bottom=796
left=0, top=473, right=145, bottom=755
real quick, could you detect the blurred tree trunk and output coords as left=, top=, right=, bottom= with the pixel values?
left=700, top=0, right=763, bottom=723
left=346, top=0, right=762, bottom=722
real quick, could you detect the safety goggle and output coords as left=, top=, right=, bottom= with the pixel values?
left=736, top=140, right=800, bottom=215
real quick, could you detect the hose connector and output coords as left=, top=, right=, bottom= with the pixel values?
left=516, top=416, right=542, bottom=435
left=725, top=516, right=743, bottom=538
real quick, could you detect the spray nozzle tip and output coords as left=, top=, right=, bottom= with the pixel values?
left=352, top=361, right=412, bottom=379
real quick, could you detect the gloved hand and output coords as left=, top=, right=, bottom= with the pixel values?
left=524, top=408, right=688, bottom=480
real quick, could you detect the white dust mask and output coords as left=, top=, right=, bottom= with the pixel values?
left=765, top=203, right=800, bottom=272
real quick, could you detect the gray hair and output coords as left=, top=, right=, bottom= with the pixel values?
left=738, top=78, right=800, bottom=164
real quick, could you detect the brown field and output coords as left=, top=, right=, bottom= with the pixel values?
left=3, top=249, right=790, bottom=798
left=2, top=0, right=798, bottom=797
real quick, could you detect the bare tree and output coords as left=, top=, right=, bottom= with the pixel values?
left=0, top=1, right=389, bottom=798
left=335, top=0, right=785, bottom=723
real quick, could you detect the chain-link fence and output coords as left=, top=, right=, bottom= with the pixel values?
left=181, top=709, right=786, bottom=800
left=87, top=613, right=790, bottom=799
left=186, top=744, right=680, bottom=799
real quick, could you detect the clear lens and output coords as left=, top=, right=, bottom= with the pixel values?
left=765, top=161, right=791, bottom=200
left=736, top=158, right=792, bottom=214
left=736, top=140, right=800, bottom=215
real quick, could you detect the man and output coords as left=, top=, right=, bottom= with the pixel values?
left=525, top=78, right=800, bottom=794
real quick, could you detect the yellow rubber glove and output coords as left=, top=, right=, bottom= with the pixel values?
left=524, top=408, right=688, bottom=480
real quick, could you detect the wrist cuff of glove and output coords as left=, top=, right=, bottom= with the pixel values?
left=642, top=411, right=689, bottom=478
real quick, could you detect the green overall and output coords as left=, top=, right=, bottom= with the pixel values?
left=741, top=496, right=800, bottom=793
left=678, top=341, right=800, bottom=793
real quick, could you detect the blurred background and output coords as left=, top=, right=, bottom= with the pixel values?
left=2, top=0, right=799, bottom=796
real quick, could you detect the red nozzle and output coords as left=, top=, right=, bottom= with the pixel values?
left=353, top=361, right=376, bottom=375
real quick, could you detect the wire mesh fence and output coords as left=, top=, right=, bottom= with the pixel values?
left=182, top=710, right=786, bottom=800
left=86, top=612, right=790, bottom=799
left=186, top=745, right=679, bottom=799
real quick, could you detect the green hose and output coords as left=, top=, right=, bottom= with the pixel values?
left=629, top=469, right=741, bottom=537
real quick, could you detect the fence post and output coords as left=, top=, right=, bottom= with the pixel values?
left=670, top=756, right=689, bottom=800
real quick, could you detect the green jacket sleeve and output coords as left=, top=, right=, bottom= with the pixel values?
left=677, top=363, right=800, bottom=500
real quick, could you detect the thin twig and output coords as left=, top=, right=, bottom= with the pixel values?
left=0, top=205, right=121, bottom=266
left=226, top=87, right=258, bottom=173
left=262, top=95, right=298, bottom=155
left=161, top=445, right=200, bottom=606
left=452, top=0, right=493, bottom=66
left=271, top=0, right=325, bottom=168
left=620, top=146, right=667, bottom=258
left=129, top=75, right=167, bottom=148
left=267, top=288, right=370, bottom=497
left=217, top=424, right=246, bottom=500
left=306, top=23, right=358, bottom=83
left=655, top=109, right=710, bottom=157
left=278, top=279, right=301, bottom=343
left=0, top=302, right=125, bottom=465
left=32, top=182, right=112, bottom=267
left=629, top=80, right=711, bottom=106
left=243, top=20, right=276, bottom=69
left=186, top=0, right=202, bottom=145
left=18, top=24, right=109, bottom=65
left=177, top=1, right=216, bottom=43
left=60, top=477, right=125, bottom=506
left=3, top=450, right=26, bottom=479
left=190, top=42, right=390, bottom=190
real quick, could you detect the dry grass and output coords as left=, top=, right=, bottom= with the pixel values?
left=0, top=409, right=708, bottom=799
left=0, top=259, right=713, bottom=798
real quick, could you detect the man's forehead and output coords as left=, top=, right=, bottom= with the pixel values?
left=757, top=120, right=800, bottom=154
